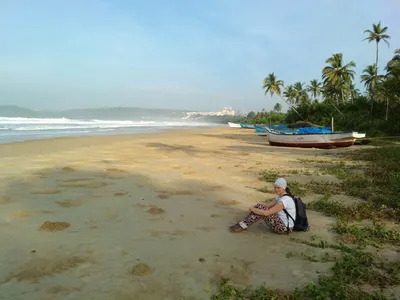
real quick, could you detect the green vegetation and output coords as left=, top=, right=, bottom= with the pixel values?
left=241, top=21, right=399, bottom=137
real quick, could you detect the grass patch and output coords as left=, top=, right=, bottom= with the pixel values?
left=286, top=251, right=337, bottom=263
left=308, top=196, right=398, bottom=222
left=334, top=221, right=400, bottom=247
left=232, top=146, right=400, bottom=300
left=258, top=170, right=280, bottom=182
left=256, top=186, right=273, bottom=193
left=213, top=238, right=398, bottom=299
left=369, top=136, right=400, bottom=146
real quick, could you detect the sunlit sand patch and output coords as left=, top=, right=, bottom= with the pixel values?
left=58, top=181, right=108, bottom=188
left=30, top=188, right=63, bottom=195
left=12, top=210, right=30, bottom=219
left=215, top=199, right=241, bottom=206
left=146, top=206, right=165, bottom=215
left=0, top=196, right=10, bottom=205
left=3, top=256, right=90, bottom=283
left=39, top=221, right=71, bottom=232
left=56, top=200, right=82, bottom=208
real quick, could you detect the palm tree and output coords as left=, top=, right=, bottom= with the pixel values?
left=307, top=79, right=322, bottom=100
left=360, top=64, right=384, bottom=96
left=273, top=103, right=282, bottom=113
left=283, top=85, right=296, bottom=105
left=348, top=83, right=360, bottom=103
left=293, top=82, right=309, bottom=105
left=386, top=49, right=400, bottom=79
left=322, top=53, right=356, bottom=104
left=262, top=73, right=284, bottom=97
left=263, top=73, right=302, bottom=118
left=363, top=22, right=390, bottom=113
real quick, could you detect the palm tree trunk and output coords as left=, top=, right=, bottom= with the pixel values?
left=371, top=41, right=379, bottom=114
left=279, top=95, right=303, bottom=119
left=386, top=98, right=389, bottom=121
left=330, top=101, right=344, bottom=116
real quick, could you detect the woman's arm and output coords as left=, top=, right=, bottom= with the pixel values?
left=251, top=201, right=284, bottom=216
left=265, top=200, right=278, bottom=209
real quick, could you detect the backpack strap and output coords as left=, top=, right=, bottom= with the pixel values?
left=281, top=194, right=296, bottom=233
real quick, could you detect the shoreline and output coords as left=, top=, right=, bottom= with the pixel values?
left=0, top=127, right=359, bottom=299
left=0, top=127, right=221, bottom=158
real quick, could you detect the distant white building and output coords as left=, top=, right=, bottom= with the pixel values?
left=183, top=106, right=236, bottom=119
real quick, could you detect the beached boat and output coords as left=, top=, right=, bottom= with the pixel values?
left=265, top=128, right=356, bottom=148
left=352, top=132, right=366, bottom=139
left=228, top=122, right=241, bottom=128
left=255, top=125, right=267, bottom=136
left=240, top=123, right=255, bottom=129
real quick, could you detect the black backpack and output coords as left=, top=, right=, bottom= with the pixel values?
left=282, top=194, right=309, bottom=232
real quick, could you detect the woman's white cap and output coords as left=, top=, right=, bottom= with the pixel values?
left=273, top=178, right=287, bottom=189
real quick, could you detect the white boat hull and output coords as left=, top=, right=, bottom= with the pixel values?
left=265, top=129, right=356, bottom=148
left=228, top=122, right=241, bottom=128
left=352, top=132, right=366, bottom=139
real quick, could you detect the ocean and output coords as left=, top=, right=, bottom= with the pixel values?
left=0, top=106, right=221, bottom=144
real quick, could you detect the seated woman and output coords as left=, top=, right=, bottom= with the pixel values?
left=229, top=178, right=296, bottom=234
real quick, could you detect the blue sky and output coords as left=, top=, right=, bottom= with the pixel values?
left=0, top=0, right=399, bottom=112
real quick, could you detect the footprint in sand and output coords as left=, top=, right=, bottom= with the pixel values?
left=101, top=168, right=128, bottom=179
left=12, top=210, right=30, bottom=219
left=215, top=199, right=240, bottom=206
left=155, top=189, right=195, bottom=198
left=114, top=191, right=128, bottom=197
left=131, top=263, right=152, bottom=276
left=56, top=201, right=82, bottom=208
left=61, top=166, right=76, bottom=172
left=30, top=189, right=63, bottom=195
left=146, top=206, right=165, bottom=214
left=58, top=180, right=108, bottom=188
left=0, top=196, right=10, bottom=205
left=196, top=226, right=216, bottom=232
left=39, top=221, right=71, bottom=232
left=3, top=256, right=90, bottom=283
left=182, top=171, right=196, bottom=176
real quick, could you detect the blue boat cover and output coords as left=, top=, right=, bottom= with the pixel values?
left=297, top=127, right=332, bottom=134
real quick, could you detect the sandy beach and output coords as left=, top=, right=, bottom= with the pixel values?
left=0, top=128, right=355, bottom=299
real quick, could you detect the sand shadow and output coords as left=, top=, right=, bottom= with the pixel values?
left=0, top=161, right=338, bottom=299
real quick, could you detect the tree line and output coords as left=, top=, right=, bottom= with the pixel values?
left=244, top=22, right=399, bottom=136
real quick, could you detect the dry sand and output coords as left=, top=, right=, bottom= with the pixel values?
left=0, top=128, right=347, bottom=299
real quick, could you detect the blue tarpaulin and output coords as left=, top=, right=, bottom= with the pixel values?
left=297, top=127, right=332, bottom=134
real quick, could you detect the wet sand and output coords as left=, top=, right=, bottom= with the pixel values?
left=0, top=128, right=343, bottom=299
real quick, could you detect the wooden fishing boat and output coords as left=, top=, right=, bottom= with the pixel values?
left=255, top=125, right=267, bottom=136
left=240, top=123, right=255, bottom=129
left=265, top=128, right=356, bottom=148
